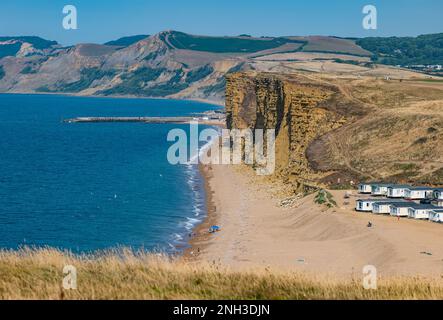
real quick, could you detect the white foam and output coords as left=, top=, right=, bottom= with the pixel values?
left=173, top=233, right=183, bottom=241
left=184, top=217, right=201, bottom=230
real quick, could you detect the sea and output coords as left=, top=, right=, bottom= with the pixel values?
left=0, top=93, right=220, bottom=253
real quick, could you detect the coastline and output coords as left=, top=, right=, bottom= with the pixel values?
left=186, top=162, right=443, bottom=279
left=5, top=91, right=443, bottom=279
left=183, top=163, right=218, bottom=260
left=183, top=117, right=226, bottom=260
left=0, top=91, right=225, bottom=108
left=0, top=92, right=224, bottom=255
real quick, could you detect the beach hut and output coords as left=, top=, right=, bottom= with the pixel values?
left=358, top=183, right=373, bottom=194
left=429, top=209, right=443, bottom=223
left=404, top=187, right=434, bottom=200
left=372, top=199, right=409, bottom=214
left=387, top=185, right=410, bottom=198
left=371, top=183, right=392, bottom=196
left=390, top=202, right=420, bottom=217
left=407, top=204, right=438, bottom=220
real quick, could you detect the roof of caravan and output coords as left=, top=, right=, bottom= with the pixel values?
left=406, top=187, right=435, bottom=191
left=387, top=185, right=411, bottom=189
left=373, top=200, right=409, bottom=206
left=357, top=198, right=406, bottom=203
left=368, top=183, right=409, bottom=188
left=390, top=203, right=437, bottom=209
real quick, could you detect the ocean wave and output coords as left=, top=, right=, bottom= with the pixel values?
left=168, top=134, right=215, bottom=253
left=173, top=233, right=183, bottom=241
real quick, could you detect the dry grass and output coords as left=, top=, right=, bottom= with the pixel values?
left=1, top=248, right=443, bottom=300
left=309, top=76, right=443, bottom=183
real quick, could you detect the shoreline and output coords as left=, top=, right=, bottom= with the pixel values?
left=183, top=120, right=226, bottom=260
left=6, top=91, right=443, bottom=279
left=186, top=163, right=443, bottom=278
left=183, top=163, right=218, bottom=260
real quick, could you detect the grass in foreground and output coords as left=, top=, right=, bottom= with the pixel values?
left=0, top=248, right=443, bottom=300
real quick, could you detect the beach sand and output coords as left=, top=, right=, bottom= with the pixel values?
left=186, top=164, right=443, bottom=279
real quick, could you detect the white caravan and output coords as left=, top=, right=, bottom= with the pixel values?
left=407, top=205, right=438, bottom=220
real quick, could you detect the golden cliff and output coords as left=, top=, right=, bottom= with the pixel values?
left=225, top=72, right=350, bottom=191
left=225, top=72, right=443, bottom=191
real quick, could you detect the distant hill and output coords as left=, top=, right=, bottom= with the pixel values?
left=0, top=36, right=57, bottom=49
left=0, top=36, right=58, bottom=59
left=357, top=33, right=443, bottom=65
left=104, top=35, right=149, bottom=47
left=0, top=31, right=441, bottom=103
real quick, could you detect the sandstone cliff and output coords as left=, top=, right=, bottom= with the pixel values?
left=225, top=72, right=443, bottom=191
left=225, top=72, right=353, bottom=191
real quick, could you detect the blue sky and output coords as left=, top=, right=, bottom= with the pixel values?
left=0, top=0, right=442, bottom=45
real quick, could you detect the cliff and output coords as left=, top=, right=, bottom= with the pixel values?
left=225, top=72, right=443, bottom=190
left=225, top=72, right=352, bottom=191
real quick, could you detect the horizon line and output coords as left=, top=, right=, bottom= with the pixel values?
left=1, top=30, right=442, bottom=47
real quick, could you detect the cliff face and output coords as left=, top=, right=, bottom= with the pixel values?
left=225, top=72, right=348, bottom=191
left=226, top=72, right=443, bottom=190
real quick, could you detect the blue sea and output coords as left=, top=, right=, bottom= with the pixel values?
left=0, top=94, right=219, bottom=253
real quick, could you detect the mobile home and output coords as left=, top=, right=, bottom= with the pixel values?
left=356, top=198, right=396, bottom=212
left=404, top=187, right=434, bottom=200
left=407, top=204, right=438, bottom=220
left=372, top=200, right=409, bottom=214
left=371, top=184, right=391, bottom=196
left=356, top=199, right=375, bottom=212
left=358, top=183, right=373, bottom=194
left=429, top=209, right=443, bottom=223
left=390, top=202, right=420, bottom=217
left=387, top=185, right=410, bottom=198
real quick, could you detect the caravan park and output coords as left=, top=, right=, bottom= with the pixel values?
left=356, top=183, right=443, bottom=223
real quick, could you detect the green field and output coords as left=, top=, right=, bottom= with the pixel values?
left=104, top=35, right=149, bottom=47
left=357, top=33, right=443, bottom=65
left=164, top=31, right=304, bottom=53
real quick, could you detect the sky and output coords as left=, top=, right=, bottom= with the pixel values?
left=0, top=0, right=442, bottom=45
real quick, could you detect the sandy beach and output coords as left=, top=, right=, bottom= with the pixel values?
left=186, top=164, right=443, bottom=279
